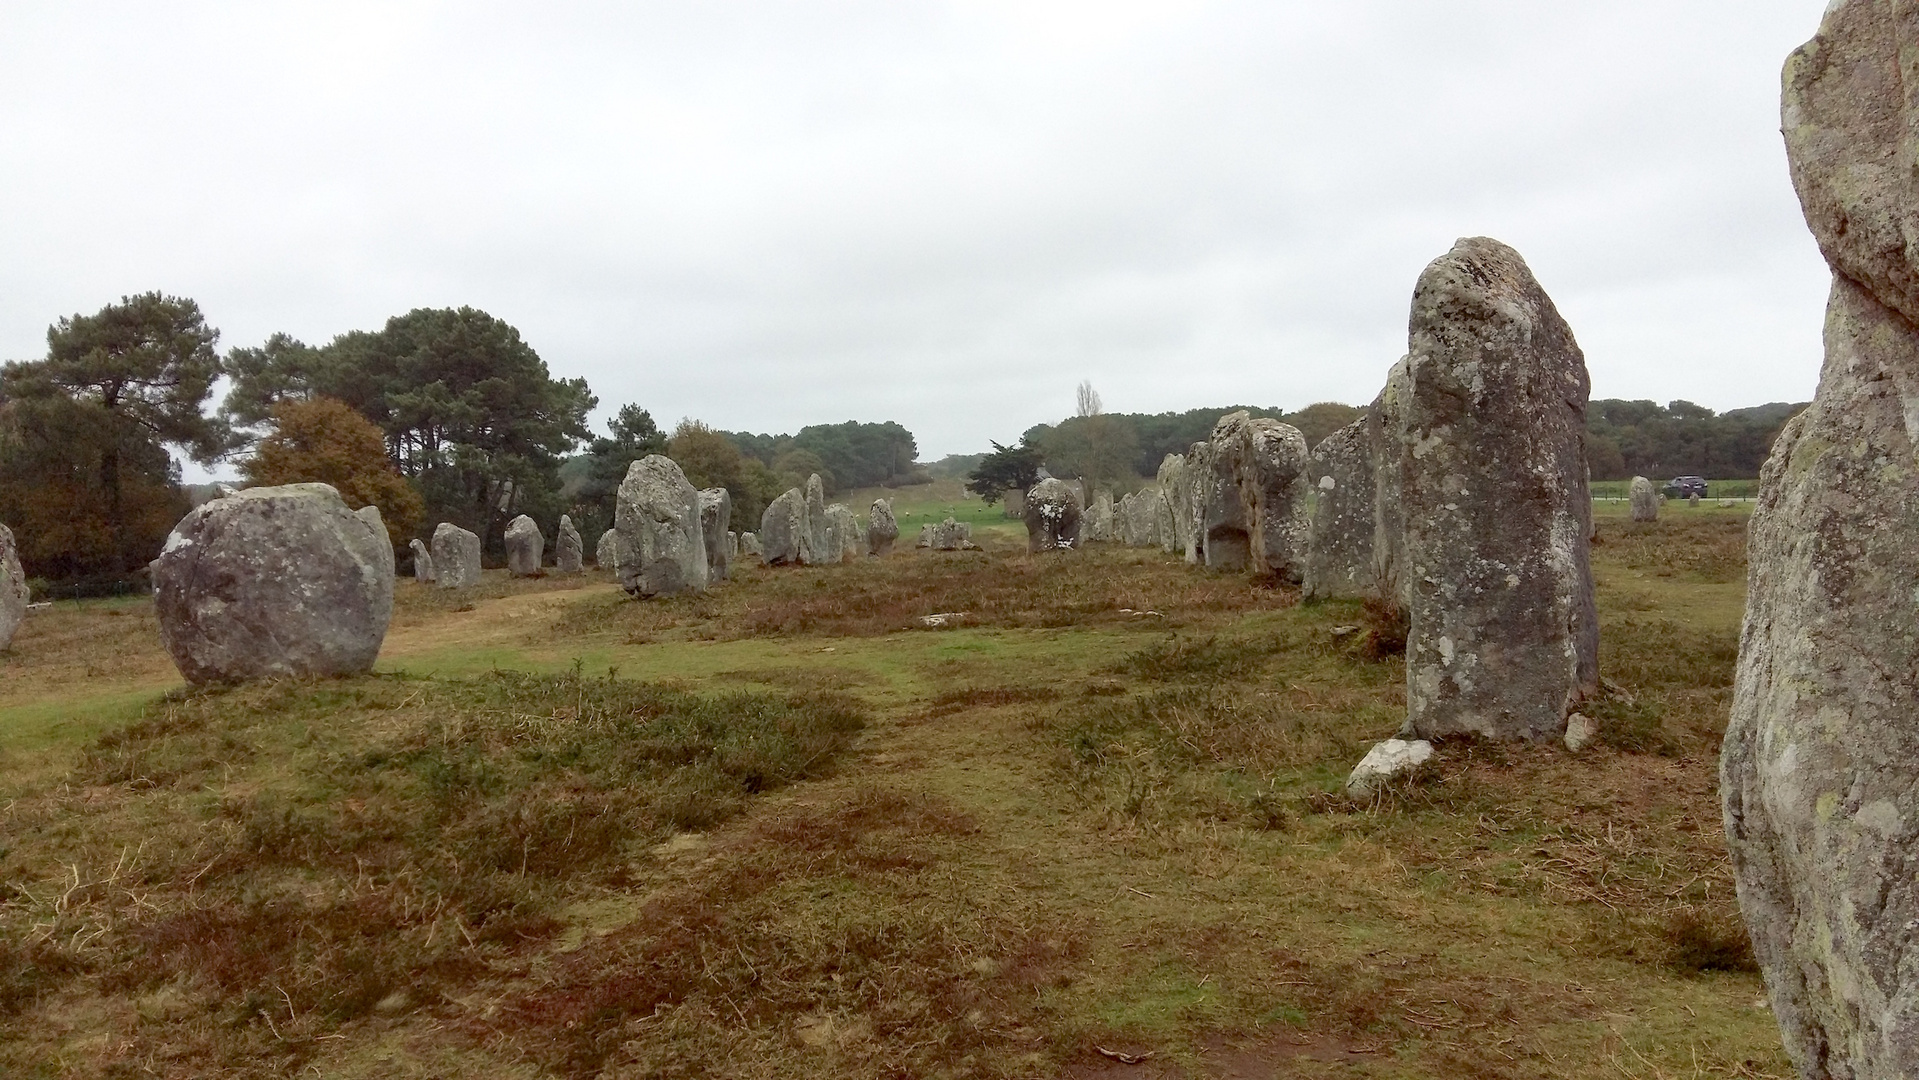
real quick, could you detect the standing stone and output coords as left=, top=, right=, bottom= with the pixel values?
left=760, top=488, right=810, bottom=566
left=1687, top=492, right=1701, bottom=507
left=920, top=517, right=974, bottom=551
left=1155, top=455, right=1187, bottom=556
left=1024, top=477, right=1082, bottom=553
left=151, top=484, right=393, bottom=684
left=1369, top=358, right=1414, bottom=602
left=432, top=523, right=482, bottom=589
left=1193, top=428, right=1248, bottom=570
left=1125, top=489, right=1161, bottom=548
left=699, top=488, right=732, bottom=581
left=555, top=514, right=584, bottom=573
left=1004, top=488, right=1026, bottom=520
left=740, top=532, right=761, bottom=558
left=1399, top=237, right=1597, bottom=743
left=868, top=498, right=899, bottom=556
left=1724, top=9, right=1919, bottom=1075
left=1238, top=416, right=1311, bottom=581
left=804, top=474, right=829, bottom=566
left=408, top=538, right=436, bottom=583
left=1085, top=491, right=1116, bottom=542
left=505, top=514, right=544, bottom=576
left=726, top=530, right=738, bottom=558
left=0, top=524, right=27, bottom=650
left=596, top=528, right=619, bottom=571
left=355, top=505, right=395, bottom=571
left=616, top=456, right=707, bottom=598
left=1303, top=418, right=1376, bottom=600
left=1629, top=476, right=1658, bottom=522
left=822, top=504, right=860, bottom=564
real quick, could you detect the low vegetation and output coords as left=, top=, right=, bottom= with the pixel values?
left=0, top=512, right=1787, bottom=1077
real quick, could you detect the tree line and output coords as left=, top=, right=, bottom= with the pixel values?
left=0, top=294, right=928, bottom=584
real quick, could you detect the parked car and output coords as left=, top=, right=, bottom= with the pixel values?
left=1663, top=476, right=1708, bottom=500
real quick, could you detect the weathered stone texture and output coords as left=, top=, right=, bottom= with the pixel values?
left=0, top=524, right=27, bottom=650
left=868, top=499, right=899, bottom=556
left=1400, top=237, right=1596, bottom=743
left=555, top=515, right=584, bottom=573
left=1155, top=455, right=1187, bottom=556
left=1369, top=359, right=1413, bottom=601
left=759, top=488, right=810, bottom=566
left=615, top=456, right=707, bottom=598
left=151, top=484, right=393, bottom=684
left=823, top=503, right=859, bottom=565
left=505, top=515, right=544, bottom=576
left=432, top=523, right=482, bottom=588
left=1238, top=417, right=1310, bottom=580
left=804, top=474, right=828, bottom=565
left=1721, top=10, right=1919, bottom=1073
left=1023, top=477, right=1082, bottom=553
left=1085, top=491, right=1115, bottom=542
left=919, top=518, right=974, bottom=551
left=408, top=538, right=435, bottom=583
left=1303, top=419, right=1376, bottom=600
left=740, top=532, right=762, bottom=558
left=596, top=528, right=619, bottom=571
left=1629, top=476, right=1658, bottom=522
left=699, top=488, right=732, bottom=581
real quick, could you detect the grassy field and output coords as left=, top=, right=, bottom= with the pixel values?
left=1589, top=479, right=1758, bottom=501
left=0, top=510, right=1785, bottom=1078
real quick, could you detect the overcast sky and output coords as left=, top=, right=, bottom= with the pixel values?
left=1, top=1, right=1831, bottom=470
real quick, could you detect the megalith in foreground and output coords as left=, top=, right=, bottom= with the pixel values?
left=1303, top=418, right=1375, bottom=601
left=152, top=484, right=394, bottom=684
left=432, top=523, right=482, bottom=588
left=1023, top=477, right=1082, bottom=552
left=1723, top=6, right=1919, bottom=1075
left=555, top=514, right=584, bottom=573
left=1400, top=237, right=1596, bottom=743
left=760, top=488, right=811, bottom=566
left=1629, top=476, right=1658, bottom=522
left=505, top=514, right=544, bottom=576
left=699, top=488, right=732, bottom=581
left=868, top=498, right=899, bottom=556
left=0, top=524, right=27, bottom=650
left=615, top=456, right=707, bottom=598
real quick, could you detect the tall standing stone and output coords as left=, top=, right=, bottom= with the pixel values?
left=1237, top=416, right=1311, bottom=581
left=1125, top=489, right=1161, bottom=548
left=1723, top=8, right=1919, bottom=1075
left=804, top=474, right=829, bottom=566
left=760, top=488, right=810, bottom=566
left=432, top=523, right=482, bottom=588
left=920, top=517, right=975, bottom=551
left=1303, top=418, right=1376, bottom=600
left=408, top=538, right=436, bottom=583
left=1399, top=237, right=1596, bottom=742
left=151, top=484, right=394, bottom=684
left=0, top=524, right=27, bottom=650
left=1155, top=455, right=1187, bottom=556
left=699, top=488, right=732, bottom=581
left=868, top=498, right=899, bottom=556
left=555, top=514, right=584, bottom=573
left=1085, top=491, right=1116, bottom=542
left=1629, top=476, right=1658, bottom=522
left=615, top=456, right=707, bottom=598
left=596, top=528, right=620, bottom=571
left=823, top=504, right=860, bottom=564
left=1024, top=477, right=1082, bottom=553
left=505, top=514, right=544, bottom=576
left=1369, top=358, right=1414, bottom=603
left=726, top=531, right=738, bottom=558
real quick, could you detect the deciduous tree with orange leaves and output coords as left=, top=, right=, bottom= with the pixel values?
left=242, top=397, right=423, bottom=547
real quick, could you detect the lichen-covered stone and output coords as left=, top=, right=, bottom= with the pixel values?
left=1629, top=476, right=1658, bottom=522
left=759, top=488, right=810, bottom=566
left=740, top=532, right=761, bottom=558
left=151, top=483, right=394, bottom=684
left=1369, top=358, right=1413, bottom=602
left=868, top=499, right=899, bottom=556
left=805, top=474, right=828, bottom=566
left=615, top=456, right=707, bottom=598
left=596, top=528, right=619, bottom=571
left=555, top=514, right=584, bottom=573
left=1155, top=455, right=1187, bottom=556
left=699, top=488, right=732, bottom=581
left=1237, top=416, right=1310, bottom=581
left=919, top=518, right=974, bottom=551
left=1344, top=739, right=1434, bottom=798
left=1085, top=491, right=1115, bottom=542
left=1303, top=418, right=1376, bottom=600
left=1400, top=237, right=1597, bottom=743
left=1127, top=489, right=1162, bottom=548
left=408, top=538, right=435, bottom=583
left=432, top=523, right=482, bottom=588
left=0, top=524, right=27, bottom=650
left=823, top=503, right=859, bottom=565
left=504, top=514, right=544, bottom=576
left=1023, top=478, right=1082, bottom=553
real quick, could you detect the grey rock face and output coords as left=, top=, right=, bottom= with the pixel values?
left=555, top=514, right=584, bottom=573
left=505, top=514, right=544, bottom=576
left=432, top=523, right=482, bottom=588
left=355, top=504, right=384, bottom=532
left=1721, top=11, right=1919, bottom=1074
left=151, top=483, right=394, bottom=684
left=1155, top=455, right=1187, bottom=555
left=740, top=532, right=761, bottom=558
left=917, top=518, right=975, bottom=551
left=1400, top=237, right=1597, bottom=743
left=699, top=488, right=732, bottom=581
left=1024, top=477, right=1082, bottom=553
left=1303, top=419, right=1376, bottom=600
left=408, top=538, right=435, bottom=583
left=1370, top=358, right=1413, bottom=602
left=759, top=488, right=810, bottom=566
left=1192, top=426, right=1248, bottom=570
left=726, top=530, right=738, bottom=558
left=1629, top=476, right=1658, bottom=522
left=820, top=503, right=858, bottom=564
left=596, top=528, right=619, bottom=571
left=1085, top=491, right=1115, bottom=542
left=1125, top=489, right=1161, bottom=548
left=804, top=474, right=829, bottom=566
left=1238, top=417, right=1310, bottom=581
left=868, top=498, right=899, bottom=556
left=616, top=456, right=707, bottom=598
left=0, top=524, right=27, bottom=650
